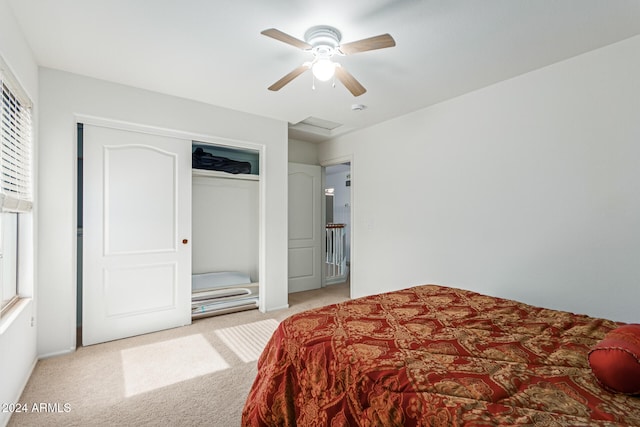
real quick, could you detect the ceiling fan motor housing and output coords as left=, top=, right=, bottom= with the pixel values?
left=305, top=25, right=342, bottom=58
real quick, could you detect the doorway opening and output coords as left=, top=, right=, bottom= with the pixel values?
left=76, top=123, right=83, bottom=348
left=323, top=162, right=351, bottom=289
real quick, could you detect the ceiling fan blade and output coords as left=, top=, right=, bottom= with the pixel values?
left=268, top=65, right=310, bottom=91
left=335, top=65, right=367, bottom=97
left=339, top=34, right=396, bottom=55
left=261, top=28, right=312, bottom=50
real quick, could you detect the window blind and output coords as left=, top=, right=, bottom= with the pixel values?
left=0, top=69, right=32, bottom=213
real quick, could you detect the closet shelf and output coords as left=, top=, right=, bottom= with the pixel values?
left=192, top=169, right=259, bottom=181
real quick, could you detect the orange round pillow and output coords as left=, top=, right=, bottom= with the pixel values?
left=588, top=323, right=640, bottom=394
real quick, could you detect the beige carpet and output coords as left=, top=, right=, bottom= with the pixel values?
left=8, top=283, right=350, bottom=427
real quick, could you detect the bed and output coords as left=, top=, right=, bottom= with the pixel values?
left=242, top=284, right=640, bottom=426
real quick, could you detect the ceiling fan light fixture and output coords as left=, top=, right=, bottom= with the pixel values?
left=312, top=58, right=336, bottom=81
left=262, top=25, right=395, bottom=96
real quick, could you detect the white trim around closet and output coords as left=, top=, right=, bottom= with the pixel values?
left=74, top=114, right=268, bottom=314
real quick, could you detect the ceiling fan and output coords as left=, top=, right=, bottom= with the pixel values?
left=261, top=25, right=396, bottom=97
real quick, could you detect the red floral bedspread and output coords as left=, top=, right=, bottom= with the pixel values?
left=242, top=285, right=640, bottom=426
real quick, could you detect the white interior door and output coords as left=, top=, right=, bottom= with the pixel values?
left=288, top=163, right=322, bottom=293
left=83, top=124, right=191, bottom=345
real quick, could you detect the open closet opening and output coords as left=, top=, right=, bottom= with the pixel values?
left=191, top=142, right=261, bottom=318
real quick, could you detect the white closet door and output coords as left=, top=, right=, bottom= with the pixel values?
left=288, top=163, right=322, bottom=292
left=83, top=125, right=191, bottom=345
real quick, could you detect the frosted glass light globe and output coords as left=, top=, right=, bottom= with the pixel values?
left=312, top=59, right=336, bottom=81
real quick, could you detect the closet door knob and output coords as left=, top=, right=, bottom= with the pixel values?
left=182, top=239, right=188, bottom=244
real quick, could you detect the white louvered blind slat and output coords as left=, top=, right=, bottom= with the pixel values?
left=0, top=76, right=32, bottom=212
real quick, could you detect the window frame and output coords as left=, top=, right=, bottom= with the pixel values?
left=0, top=56, right=33, bottom=317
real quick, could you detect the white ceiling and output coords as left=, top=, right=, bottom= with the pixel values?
left=8, top=0, right=640, bottom=142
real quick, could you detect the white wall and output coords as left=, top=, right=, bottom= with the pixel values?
left=38, top=68, right=289, bottom=357
left=288, top=138, right=319, bottom=165
left=319, top=35, right=640, bottom=323
left=192, top=176, right=259, bottom=280
left=0, top=0, right=38, bottom=425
